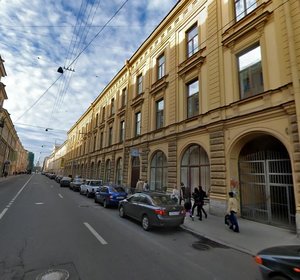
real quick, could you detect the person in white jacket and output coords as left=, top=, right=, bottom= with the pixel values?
left=227, top=191, right=239, bottom=233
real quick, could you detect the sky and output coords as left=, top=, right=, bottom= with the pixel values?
left=0, top=0, right=178, bottom=166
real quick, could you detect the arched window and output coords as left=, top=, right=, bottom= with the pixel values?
left=97, top=160, right=101, bottom=179
left=105, top=159, right=111, bottom=183
left=180, top=145, right=210, bottom=193
left=150, top=151, right=167, bottom=191
left=116, top=158, right=123, bottom=185
left=90, top=162, right=95, bottom=179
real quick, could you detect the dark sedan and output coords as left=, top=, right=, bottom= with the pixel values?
left=255, top=245, right=300, bottom=280
left=70, top=178, right=84, bottom=191
left=95, top=185, right=127, bottom=208
left=60, top=176, right=72, bottom=188
left=119, top=192, right=185, bottom=231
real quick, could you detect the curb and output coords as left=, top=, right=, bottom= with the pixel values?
left=181, top=224, right=255, bottom=256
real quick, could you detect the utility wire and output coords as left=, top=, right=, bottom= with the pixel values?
left=68, top=0, right=129, bottom=69
left=15, top=74, right=63, bottom=122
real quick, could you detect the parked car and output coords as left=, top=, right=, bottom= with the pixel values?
left=255, top=245, right=300, bottom=280
left=55, top=175, right=63, bottom=183
left=70, top=177, right=84, bottom=191
left=118, top=192, right=185, bottom=231
left=80, top=179, right=102, bottom=197
left=60, top=176, right=72, bottom=188
left=95, top=185, right=127, bottom=208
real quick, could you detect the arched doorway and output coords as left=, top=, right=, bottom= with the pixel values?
left=131, top=157, right=140, bottom=189
left=180, top=145, right=210, bottom=193
left=238, top=135, right=295, bottom=229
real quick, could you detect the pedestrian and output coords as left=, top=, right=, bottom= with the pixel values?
left=197, top=186, right=208, bottom=220
left=143, top=180, right=150, bottom=191
left=136, top=178, right=144, bottom=192
left=184, top=186, right=193, bottom=220
left=179, top=182, right=186, bottom=205
left=227, top=191, right=239, bottom=233
left=191, top=187, right=200, bottom=217
left=171, top=184, right=180, bottom=204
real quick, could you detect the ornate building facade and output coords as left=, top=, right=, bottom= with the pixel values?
left=61, top=0, right=300, bottom=233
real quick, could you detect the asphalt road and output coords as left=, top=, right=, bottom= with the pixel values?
left=0, top=174, right=262, bottom=280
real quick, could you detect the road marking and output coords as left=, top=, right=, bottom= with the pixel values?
left=58, top=194, right=63, bottom=199
left=35, top=202, right=44, bottom=205
left=0, top=176, right=32, bottom=221
left=0, top=208, right=8, bottom=220
left=84, top=222, right=108, bottom=245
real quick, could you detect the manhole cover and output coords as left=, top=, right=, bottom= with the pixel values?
left=192, top=243, right=210, bottom=251
left=36, top=269, right=69, bottom=280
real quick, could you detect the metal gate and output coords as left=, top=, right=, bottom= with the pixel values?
left=239, top=151, right=295, bottom=229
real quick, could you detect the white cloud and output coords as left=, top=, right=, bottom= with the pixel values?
left=0, top=0, right=178, bottom=165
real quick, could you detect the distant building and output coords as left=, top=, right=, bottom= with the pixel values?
left=27, top=152, right=34, bottom=173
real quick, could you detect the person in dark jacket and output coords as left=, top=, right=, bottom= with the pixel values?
left=197, top=186, right=208, bottom=220
left=183, top=186, right=193, bottom=220
left=191, top=187, right=201, bottom=217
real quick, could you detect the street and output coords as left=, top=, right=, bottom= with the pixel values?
left=0, top=174, right=261, bottom=280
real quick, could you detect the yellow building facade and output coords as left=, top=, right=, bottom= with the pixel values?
left=64, top=0, right=300, bottom=233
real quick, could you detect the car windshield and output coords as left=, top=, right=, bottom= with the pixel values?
left=111, top=186, right=125, bottom=193
left=151, top=195, right=175, bottom=206
left=90, top=181, right=102, bottom=186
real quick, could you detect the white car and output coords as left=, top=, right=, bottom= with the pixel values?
left=80, top=179, right=103, bottom=197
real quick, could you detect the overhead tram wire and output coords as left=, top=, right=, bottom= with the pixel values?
left=15, top=74, right=63, bottom=123
left=67, top=0, right=129, bottom=69
left=53, top=0, right=128, bottom=114
left=51, top=0, right=102, bottom=117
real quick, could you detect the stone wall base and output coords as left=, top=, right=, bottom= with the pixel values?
left=209, top=198, right=227, bottom=216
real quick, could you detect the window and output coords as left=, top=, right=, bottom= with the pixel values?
left=108, top=127, right=113, bottom=146
left=102, top=106, right=106, bottom=122
left=111, top=98, right=115, bottom=116
left=137, top=74, right=143, bottom=95
left=238, top=44, right=263, bottom=99
left=120, top=120, right=125, bottom=142
left=105, top=159, right=111, bottom=183
left=180, top=145, right=210, bottom=194
left=235, top=0, right=256, bottom=21
left=187, top=24, right=198, bottom=58
left=157, top=54, right=165, bottom=80
left=156, top=99, right=164, bottom=129
left=95, top=113, right=98, bottom=128
left=187, top=80, right=199, bottom=118
left=150, top=151, right=168, bottom=191
left=135, top=112, right=141, bottom=136
left=93, top=135, right=97, bottom=151
left=116, top=158, right=123, bottom=185
left=121, top=88, right=127, bottom=108
left=100, top=132, right=104, bottom=148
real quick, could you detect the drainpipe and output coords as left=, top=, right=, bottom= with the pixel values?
left=283, top=1, right=300, bottom=236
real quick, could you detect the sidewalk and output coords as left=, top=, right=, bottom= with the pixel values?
left=181, top=205, right=300, bottom=256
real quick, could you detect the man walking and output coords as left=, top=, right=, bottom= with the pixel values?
left=227, top=191, right=239, bottom=233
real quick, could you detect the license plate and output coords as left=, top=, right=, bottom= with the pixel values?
left=117, top=197, right=124, bottom=199
left=169, top=211, right=180, bottom=216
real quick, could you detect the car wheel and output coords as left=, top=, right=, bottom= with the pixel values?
left=271, top=276, right=290, bottom=280
left=119, top=206, right=126, bottom=218
left=142, top=215, right=151, bottom=231
left=103, top=199, right=108, bottom=208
